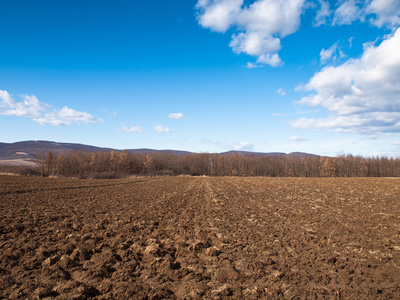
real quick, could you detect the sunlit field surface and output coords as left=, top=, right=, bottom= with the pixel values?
left=1, top=175, right=399, bottom=299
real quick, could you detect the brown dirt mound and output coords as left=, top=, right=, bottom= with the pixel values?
left=1, top=175, right=399, bottom=299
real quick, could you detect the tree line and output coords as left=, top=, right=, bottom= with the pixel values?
left=35, top=150, right=400, bottom=178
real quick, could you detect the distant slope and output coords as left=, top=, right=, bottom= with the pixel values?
left=0, top=140, right=114, bottom=160
left=221, top=150, right=286, bottom=157
left=0, top=141, right=192, bottom=161
left=0, top=140, right=319, bottom=163
left=288, top=152, right=320, bottom=158
left=126, top=149, right=191, bottom=156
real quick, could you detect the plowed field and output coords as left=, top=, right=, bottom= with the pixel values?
left=1, top=175, right=400, bottom=299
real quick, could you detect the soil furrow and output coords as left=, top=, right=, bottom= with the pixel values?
left=0, top=175, right=399, bottom=299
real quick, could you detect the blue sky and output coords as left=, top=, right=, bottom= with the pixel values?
left=1, top=0, right=400, bottom=156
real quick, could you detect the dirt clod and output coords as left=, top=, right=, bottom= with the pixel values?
left=1, top=175, right=400, bottom=298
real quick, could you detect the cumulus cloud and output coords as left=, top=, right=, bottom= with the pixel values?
left=196, top=0, right=305, bottom=67
left=169, top=112, right=188, bottom=120
left=0, top=90, right=103, bottom=126
left=196, top=0, right=243, bottom=32
left=0, top=92, right=48, bottom=118
left=120, top=125, right=144, bottom=133
left=292, top=28, right=400, bottom=134
left=155, top=125, right=171, bottom=133
left=196, top=0, right=400, bottom=67
left=366, top=0, right=400, bottom=28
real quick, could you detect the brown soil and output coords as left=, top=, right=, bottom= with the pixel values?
left=1, top=175, right=400, bottom=299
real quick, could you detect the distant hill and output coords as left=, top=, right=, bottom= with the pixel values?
left=126, top=148, right=191, bottom=156
left=0, top=141, right=193, bottom=164
left=221, top=150, right=286, bottom=157
left=0, top=140, right=114, bottom=160
left=0, top=140, right=319, bottom=165
left=287, top=152, right=320, bottom=158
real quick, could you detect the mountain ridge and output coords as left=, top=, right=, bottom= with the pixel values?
left=0, top=140, right=318, bottom=163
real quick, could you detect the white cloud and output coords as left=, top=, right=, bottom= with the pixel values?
left=169, top=112, right=188, bottom=120
left=230, top=32, right=282, bottom=56
left=319, top=42, right=346, bottom=64
left=0, top=90, right=103, bottom=126
left=292, top=28, right=400, bottom=134
left=320, top=43, right=337, bottom=63
left=394, top=141, right=400, bottom=145
left=0, top=92, right=48, bottom=118
left=246, top=62, right=262, bottom=69
left=236, top=0, right=305, bottom=37
left=196, top=0, right=400, bottom=67
left=333, top=0, right=363, bottom=25
left=155, top=124, right=171, bottom=133
left=348, top=36, right=354, bottom=47
left=33, top=106, right=103, bottom=126
left=314, top=0, right=332, bottom=26
left=196, top=0, right=243, bottom=32
left=196, top=0, right=305, bottom=67
left=327, top=0, right=400, bottom=29
left=0, top=90, right=14, bottom=107
left=120, top=125, right=144, bottom=133
left=257, top=53, right=283, bottom=67
left=288, top=135, right=308, bottom=141
left=366, top=0, right=400, bottom=28
left=234, top=141, right=254, bottom=151
left=277, top=88, right=286, bottom=96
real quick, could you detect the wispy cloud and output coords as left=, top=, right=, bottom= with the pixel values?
left=315, top=0, right=400, bottom=29
left=103, top=108, right=117, bottom=116
left=277, top=88, right=286, bottom=96
left=0, top=90, right=103, bottom=126
left=34, top=107, right=103, bottom=126
left=155, top=124, right=171, bottom=133
left=320, top=42, right=346, bottom=64
left=120, top=125, right=144, bottom=133
left=288, top=135, right=308, bottom=142
left=313, top=0, right=331, bottom=26
left=271, top=109, right=318, bottom=117
left=169, top=112, right=188, bottom=120
left=292, top=28, right=400, bottom=134
left=332, top=0, right=363, bottom=25
left=246, top=62, right=262, bottom=69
